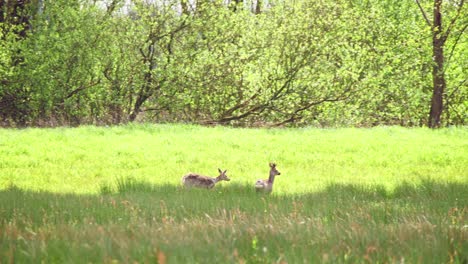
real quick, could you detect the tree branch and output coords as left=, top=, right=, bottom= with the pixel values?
left=220, top=88, right=262, bottom=118
left=204, top=104, right=266, bottom=124
left=415, top=0, right=432, bottom=27
left=445, top=23, right=468, bottom=72
left=444, top=0, right=465, bottom=38
left=447, top=78, right=467, bottom=100
left=64, top=79, right=101, bottom=100
left=272, top=87, right=353, bottom=127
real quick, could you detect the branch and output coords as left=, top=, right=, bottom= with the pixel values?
left=105, top=0, right=119, bottom=16
left=220, top=88, right=262, bottom=118
left=272, top=87, right=353, bottom=127
left=141, top=106, right=165, bottom=112
left=447, top=78, right=467, bottom=100
left=444, top=0, right=465, bottom=38
left=207, top=104, right=266, bottom=124
left=445, top=23, right=468, bottom=72
left=415, top=0, right=432, bottom=27
left=64, top=79, right=101, bottom=100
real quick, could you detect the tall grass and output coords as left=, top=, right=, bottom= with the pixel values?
left=0, top=125, right=467, bottom=263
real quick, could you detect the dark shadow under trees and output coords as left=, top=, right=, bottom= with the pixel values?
left=1, top=179, right=466, bottom=224
left=1, top=179, right=466, bottom=263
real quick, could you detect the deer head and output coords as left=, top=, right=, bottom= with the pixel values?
left=269, top=163, right=281, bottom=177
left=268, top=163, right=281, bottom=183
left=217, top=168, right=230, bottom=181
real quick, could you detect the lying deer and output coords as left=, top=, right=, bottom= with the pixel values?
left=182, top=168, right=230, bottom=189
left=255, top=163, right=281, bottom=193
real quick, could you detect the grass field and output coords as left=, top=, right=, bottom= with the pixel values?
left=0, top=124, right=467, bottom=263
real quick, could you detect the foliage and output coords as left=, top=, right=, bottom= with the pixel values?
left=0, top=0, right=466, bottom=127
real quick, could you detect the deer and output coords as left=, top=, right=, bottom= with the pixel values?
left=182, top=168, right=230, bottom=189
left=255, top=163, right=281, bottom=193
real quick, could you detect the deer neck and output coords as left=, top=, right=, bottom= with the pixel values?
left=268, top=173, right=276, bottom=184
left=213, top=176, right=222, bottom=183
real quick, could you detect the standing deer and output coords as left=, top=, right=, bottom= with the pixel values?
left=182, top=168, right=230, bottom=189
left=255, top=163, right=281, bottom=193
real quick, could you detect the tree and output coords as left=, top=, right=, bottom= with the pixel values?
left=416, top=0, right=466, bottom=127
left=130, top=1, right=190, bottom=122
left=0, top=0, right=33, bottom=126
left=255, top=0, right=261, bottom=14
left=1, top=0, right=466, bottom=127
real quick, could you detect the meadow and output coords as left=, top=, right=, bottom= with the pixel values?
left=0, top=124, right=467, bottom=263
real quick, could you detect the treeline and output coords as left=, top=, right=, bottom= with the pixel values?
left=0, top=0, right=466, bottom=127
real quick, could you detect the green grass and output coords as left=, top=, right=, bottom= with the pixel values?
left=0, top=124, right=467, bottom=263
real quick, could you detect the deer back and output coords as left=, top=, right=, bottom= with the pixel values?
left=182, top=174, right=216, bottom=189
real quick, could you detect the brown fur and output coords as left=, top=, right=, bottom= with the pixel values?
left=255, top=163, right=281, bottom=193
left=184, top=174, right=216, bottom=188
left=182, top=169, right=230, bottom=189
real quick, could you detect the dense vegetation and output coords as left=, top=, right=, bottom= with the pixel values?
left=1, top=0, right=466, bottom=127
left=0, top=125, right=467, bottom=262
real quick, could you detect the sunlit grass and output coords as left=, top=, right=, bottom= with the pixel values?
left=1, top=124, right=466, bottom=193
left=0, top=124, right=467, bottom=263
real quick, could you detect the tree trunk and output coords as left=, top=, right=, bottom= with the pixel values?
left=129, top=101, right=143, bottom=122
left=181, top=0, right=189, bottom=15
left=129, top=84, right=151, bottom=122
left=255, top=0, right=261, bottom=14
left=428, top=0, right=446, bottom=128
left=0, top=0, right=5, bottom=23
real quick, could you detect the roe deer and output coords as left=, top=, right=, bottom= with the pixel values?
left=255, top=163, right=281, bottom=193
left=182, top=168, right=230, bottom=189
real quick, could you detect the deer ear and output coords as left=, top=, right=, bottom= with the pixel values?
left=218, top=168, right=222, bottom=173
left=223, top=170, right=227, bottom=174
